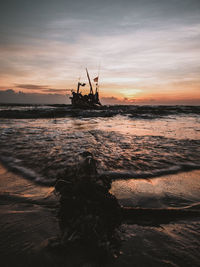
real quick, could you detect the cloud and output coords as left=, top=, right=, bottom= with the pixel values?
left=14, top=84, right=72, bottom=94
left=0, top=89, right=70, bottom=104
left=2, top=21, right=200, bottom=87
left=134, top=97, right=200, bottom=105
left=15, top=84, right=49, bottom=90
left=100, top=95, right=200, bottom=105
left=42, top=88, right=72, bottom=93
left=101, top=96, right=135, bottom=105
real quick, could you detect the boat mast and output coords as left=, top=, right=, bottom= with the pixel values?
left=77, top=76, right=80, bottom=93
left=95, top=63, right=100, bottom=94
left=86, top=68, right=94, bottom=94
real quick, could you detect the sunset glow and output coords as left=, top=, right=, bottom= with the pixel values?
left=0, top=0, right=200, bottom=105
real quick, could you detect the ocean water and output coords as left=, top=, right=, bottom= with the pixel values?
left=0, top=104, right=200, bottom=266
left=0, top=105, right=200, bottom=184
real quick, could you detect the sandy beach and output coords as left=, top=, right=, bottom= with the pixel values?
left=1, top=163, right=200, bottom=266
left=0, top=163, right=59, bottom=266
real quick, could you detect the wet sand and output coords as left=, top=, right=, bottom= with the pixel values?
left=111, top=170, right=200, bottom=209
left=0, top=164, right=200, bottom=266
left=0, top=164, right=59, bottom=266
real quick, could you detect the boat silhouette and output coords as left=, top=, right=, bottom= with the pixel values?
left=70, top=68, right=101, bottom=108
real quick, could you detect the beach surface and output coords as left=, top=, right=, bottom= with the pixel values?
left=0, top=163, right=59, bottom=266
left=1, top=163, right=200, bottom=267
left=0, top=104, right=200, bottom=266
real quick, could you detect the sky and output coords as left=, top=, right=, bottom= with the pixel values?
left=0, top=0, right=200, bottom=105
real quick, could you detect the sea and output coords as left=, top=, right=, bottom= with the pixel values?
left=0, top=104, right=200, bottom=266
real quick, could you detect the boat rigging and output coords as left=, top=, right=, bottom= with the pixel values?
left=70, top=68, right=101, bottom=108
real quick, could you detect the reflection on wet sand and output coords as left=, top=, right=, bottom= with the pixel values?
left=111, top=170, right=200, bottom=208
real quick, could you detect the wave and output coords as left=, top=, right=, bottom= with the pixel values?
left=1, top=153, right=200, bottom=189
left=0, top=104, right=200, bottom=119
left=0, top=155, right=55, bottom=186
left=100, top=163, right=200, bottom=180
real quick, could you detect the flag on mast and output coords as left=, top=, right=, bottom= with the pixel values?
left=93, top=77, right=98, bottom=83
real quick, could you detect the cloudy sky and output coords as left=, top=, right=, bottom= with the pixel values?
left=0, top=0, right=200, bottom=104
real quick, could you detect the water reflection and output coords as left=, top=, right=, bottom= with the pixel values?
left=111, top=170, right=200, bottom=209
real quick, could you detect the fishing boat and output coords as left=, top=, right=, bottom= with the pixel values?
left=70, top=68, right=101, bottom=108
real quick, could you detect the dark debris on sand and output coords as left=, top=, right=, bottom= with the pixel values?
left=53, top=151, right=122, bottom=265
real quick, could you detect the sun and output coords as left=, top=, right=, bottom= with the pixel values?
left=121, top=88, right=142, bottom=98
